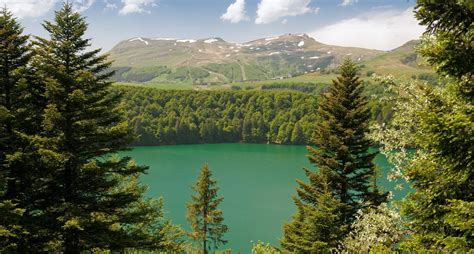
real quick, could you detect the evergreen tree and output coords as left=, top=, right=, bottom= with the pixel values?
left=311, top=59, right=387, bottom=220
left=290, top=122, right=305, bottom=144
left=396, top=1, right=473, bottom=251
left=281, top=177, right=347, bottom=253
left=0, top=7, right=30, bottom=202
left=187, top=164, right=228, bottom=254
left=282, top=59, right=387, bottom=251
left=0, top=7, right=40, bottom=251
left=32, top=3, right=182, bottom=252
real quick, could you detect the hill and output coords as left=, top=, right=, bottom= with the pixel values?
left=108, top=34, right=434, bottom=89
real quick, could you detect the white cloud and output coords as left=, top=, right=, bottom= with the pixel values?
left=105, top=3, right=118, bottom=10
left=309, top=8, right=424, bottom=50
left=0, top=0, right=96, bottom=18
left=103, top=0, right=118, bottom=10
left=255, top=0, right=317, bottom=24
left=340, top=0, right=358, bottom=7
left=221, top=0, right=249, bottom=23
left=119, top=0, right=157, bottom=15
left=0, top=0, right=59, bottom=18
left=73, top=0, right=96, bottom=12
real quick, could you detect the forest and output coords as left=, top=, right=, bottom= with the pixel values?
left=0, top=0, right=472, bottom=253
left=119, top=84, right=392, bottom=146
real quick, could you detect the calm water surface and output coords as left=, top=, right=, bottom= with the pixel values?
left=124, top=144, right=408, bottom=253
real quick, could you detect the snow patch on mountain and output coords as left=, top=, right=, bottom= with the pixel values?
left=265, top=36, right=280, bottom=41
left=152, top=38, right=176, bottom=41
left=204, top=38, right=219, bottom=44
left=177, top=39, right=197, bottom=43
left=130, top=37, right=149, bottom=45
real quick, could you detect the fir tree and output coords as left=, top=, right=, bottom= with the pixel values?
left=311, top=59, right=387, bottom=220
left=281, top=177, right=347, bottom=253
left=282, top=59, right=387, bottom=251
left=397, top=0, right=473, bottom=251
left=0, top=7, right=39, bottom=251
left=0, top=7, right=30, bottom=201
left=32, top=3, right=182, bottom=252
left=187, top=164, right=228, bottom=254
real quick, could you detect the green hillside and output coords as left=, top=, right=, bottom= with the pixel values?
left=109, top=35, right=434, bottom=90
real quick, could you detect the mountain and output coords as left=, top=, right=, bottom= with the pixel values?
left=107, top=34, right=432, bottom=86
left=362, top=40, right=433, bottom=77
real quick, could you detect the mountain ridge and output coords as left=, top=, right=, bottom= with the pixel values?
left=108, top=34, right=430, bottom=85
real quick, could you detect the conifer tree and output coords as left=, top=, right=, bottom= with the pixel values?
left=396, top=1, right=473, bottom=251
left=282, top=177, right=347, bottom=253
left=0, top=7, right=30, bottom=200
left=282, top=59, right=387, bottom=251
left=187, top=164, right=228, bottom=254
left=32, top=3, right=182, bottom=252
left=0, top=7, right=36, bottom=251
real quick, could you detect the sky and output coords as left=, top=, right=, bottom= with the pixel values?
left=4, top=0, right=425, bottom=51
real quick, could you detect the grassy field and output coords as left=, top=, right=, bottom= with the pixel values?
left=114, top=82, right=195, bottom=90
left=114, top=72, right=339, bottom=91
left=114, top=62, right=435, bottom=92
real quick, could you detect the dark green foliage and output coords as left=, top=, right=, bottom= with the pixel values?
left=119, top=88, right=319, bottom=145
left=261, top=83, right=325, bottom=93
left=313, top=59, right=388, bottom=220
left=281, top=179, right=348, bottom=253
left=110, top=66, right=132, bottom=81
left=0, top=7, right=31, bottom=198
left=0, top=8, right=37, bottom=251
left=169, top=66, right=210, bottom=83
left=401, top=53, right=418, bottom=65
left=415, top=0, right=473, bottom=97
left=205, top=63, right=242, bottom=82
left=365, top=70, right=375, bottom=77
left=399, top=1, right=474, bottom=251
left=416, top=72, right=437, bottom=83
left=121, top=66, right=171, bottom=82
left=187, top=164, right=228, bottom=254
left=282, top=59, right=387, bottom=252
left=24, top=3, right=183, bottom=252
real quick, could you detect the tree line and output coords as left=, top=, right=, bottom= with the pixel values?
left=118, top=86, right=393, bottom=146
left=119, top=88, right=319, bottom=145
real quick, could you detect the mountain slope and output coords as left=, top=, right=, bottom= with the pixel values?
left=108, top=34, right=432, bottom=85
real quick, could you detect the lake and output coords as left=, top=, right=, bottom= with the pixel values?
left=124, top=144, right=408, bottom=253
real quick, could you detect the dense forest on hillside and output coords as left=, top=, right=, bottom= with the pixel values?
left=119, top=88, right=317, bottom=145
left=118, top=84, right=393, bottom=145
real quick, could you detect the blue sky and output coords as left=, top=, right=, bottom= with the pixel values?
left=4, top=0, right=424, bottom=51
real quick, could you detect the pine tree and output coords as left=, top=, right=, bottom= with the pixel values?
left=290, top=122, right=305, bottom=144
left=396, top=1, right=473, bottom=251
left=0, top=6, right=30, bottom=201
left=31, top=3, right=182, bottom=252
left=187, top=164, right=228, bottom=254
left=312, top=59, right=387, bottom=221
left=282, top=59, right=387, bottom=251
left=282, top=177, right=347, bottom=253
left=0, top=7, right=38, bottom=251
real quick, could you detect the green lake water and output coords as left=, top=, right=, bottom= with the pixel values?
left=124, top=144, right=408, bottom=253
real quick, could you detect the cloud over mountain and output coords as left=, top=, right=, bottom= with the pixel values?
left=309, top=8, right=424, bottom=50
left=255, top=0, right=317, bottom=24
left=221, top=0, right=249, bottom=23
left=119, top=0, right=157, bottom=15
